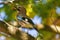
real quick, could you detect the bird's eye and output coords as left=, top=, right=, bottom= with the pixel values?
left=17, top=8, right=21, bottom=11
left=19, top=7, right=21, bottom=8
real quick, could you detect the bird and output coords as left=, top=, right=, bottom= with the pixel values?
left=15, top=6, right=35, bottom=29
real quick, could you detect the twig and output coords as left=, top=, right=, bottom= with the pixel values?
left=0, top=1, right=10, bottom=4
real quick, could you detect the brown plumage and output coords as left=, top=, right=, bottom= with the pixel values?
left=15, top=6, right=35, bottom=29
left=16, top=6, right=27, bottom=17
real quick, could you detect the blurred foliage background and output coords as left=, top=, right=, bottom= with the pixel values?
left=0, top=0, right=60, bottom=40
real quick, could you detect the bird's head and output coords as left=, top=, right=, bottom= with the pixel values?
left=15, top=6, right=27, bottom=17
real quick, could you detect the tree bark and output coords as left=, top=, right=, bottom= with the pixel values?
left=0, top=21, right=36, bottom=40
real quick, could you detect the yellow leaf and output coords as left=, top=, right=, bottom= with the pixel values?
left=26, top=3, right=36, bottom=18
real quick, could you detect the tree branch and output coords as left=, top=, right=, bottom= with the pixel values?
left=0, top=21, right=36, bottom=40
left=0, top=20, right=60, bottom=40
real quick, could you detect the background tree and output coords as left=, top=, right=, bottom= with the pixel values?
left=0, top=0, right=60, bottom=40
